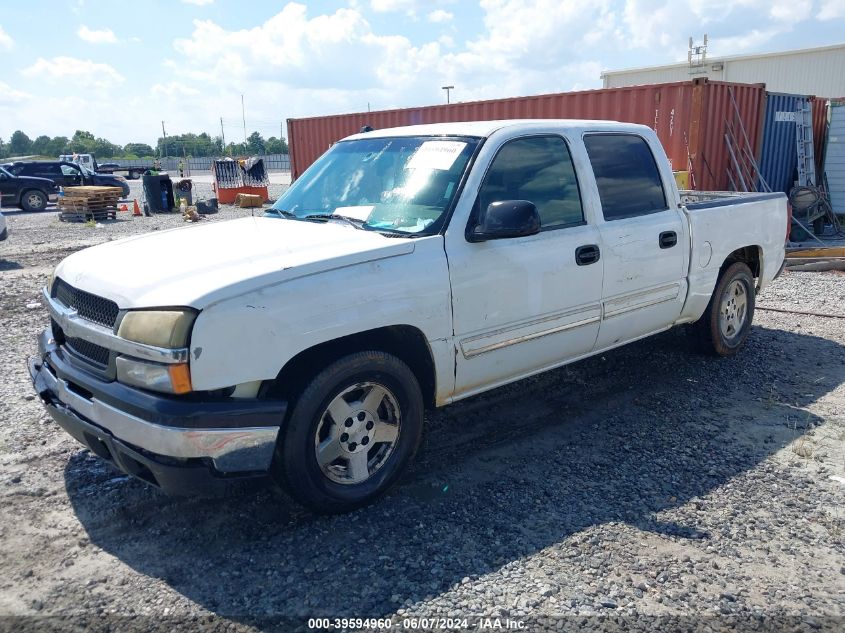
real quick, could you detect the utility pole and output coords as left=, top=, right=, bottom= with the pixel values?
left=241, top=94, right=247, bottom=146
left=161, top=121, right=167, bottom=157
left=441, top=85, right=454, bottom=104
left=220, top=117, right=226, bottom=155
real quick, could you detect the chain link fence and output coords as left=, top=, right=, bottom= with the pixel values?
left=112, top=154, right=290, bottom=172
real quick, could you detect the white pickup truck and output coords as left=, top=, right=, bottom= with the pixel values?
left=30, top=120, right=787, bottom=513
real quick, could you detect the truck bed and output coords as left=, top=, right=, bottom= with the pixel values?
left=678, top=189, right=787, bottom=324
left=680, top=190, right=786, bottom=210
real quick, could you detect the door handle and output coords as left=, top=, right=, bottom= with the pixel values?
left=659, top=231, right=677, bottom=249
left=575, top=244, right=601, bottom=266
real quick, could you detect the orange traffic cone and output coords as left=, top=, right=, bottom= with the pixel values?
left=119, top=203, right=128, bottom=212
left=133, top=199, right=142, bottom=216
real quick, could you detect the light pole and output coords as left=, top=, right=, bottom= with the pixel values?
left=441, top=85, right=454, bottom=104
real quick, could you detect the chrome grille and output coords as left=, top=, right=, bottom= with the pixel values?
left=52, top=278, right=119, bottom=328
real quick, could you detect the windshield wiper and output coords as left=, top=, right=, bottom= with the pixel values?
left=267, top=208, right=298, bottom=220
left=302, top=213, right=416, bottom=238
left=303, top=213, right=365, bottom=229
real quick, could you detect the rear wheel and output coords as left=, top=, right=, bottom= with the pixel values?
left=690, top=262, right=755, bottom=356
left=21, top=190, right=47, bottom=212
left=272, top=351, right=424, bottom=514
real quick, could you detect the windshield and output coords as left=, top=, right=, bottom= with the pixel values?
left=270, top=135, right=479, bottom=235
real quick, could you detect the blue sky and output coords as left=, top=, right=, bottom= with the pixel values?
left=1, top=0, right=843, bottom=146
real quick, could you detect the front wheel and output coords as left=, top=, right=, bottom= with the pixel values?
left=691, top=262, right=756, bottom=356
left=273, top=351, right=424, bottom=514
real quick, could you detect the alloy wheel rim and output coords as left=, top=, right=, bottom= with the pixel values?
left=719, top=279, right=748, bottom=340
left=314, top=382, right=401, bottom=485
left=28, top=193, right=44, bottom=209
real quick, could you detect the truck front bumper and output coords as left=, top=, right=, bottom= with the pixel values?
left=29, top=330, right=286, bottom=496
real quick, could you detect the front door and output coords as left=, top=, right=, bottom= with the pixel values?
left=60, top=164, right=84, bottom=187
left=582, top=133, right=689, bottom=350
left=0, top=171, right=14, bottom=207
left=448, top=134, right=604, bottom=399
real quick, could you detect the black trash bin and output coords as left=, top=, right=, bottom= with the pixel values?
left=142, top=174, right=175, bottom=212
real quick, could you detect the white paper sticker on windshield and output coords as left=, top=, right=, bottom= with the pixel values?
left=407, top=141, right=466, bottom=171
left=334, top=205, right=374, bottom=221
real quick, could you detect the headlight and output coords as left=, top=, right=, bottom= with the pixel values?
left=117, top=309, right=197, bottom=348
left=47, top=270, right=55, bottom=294
left=116, top=357, right=192, bottom=394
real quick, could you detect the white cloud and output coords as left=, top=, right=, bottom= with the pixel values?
left=182, top=0, right=214, bottom=5
left=21, top=57, right=125, bottom=90
left=767, top=0, right=812, bottom=22
left=427, top=9, right=453, bottom=23
left=817, top=0, right=845, bottom=20
left=0, top=80, right=30, bottom=105
left=0, top=24, right=13, bottom=50
left=708, top=28, right=783, bottom=54
left=77, top=25, right=118, bottom=44
left=151, top=81, right=200, bottom=97
left=4, top=0, right=841, bottom=146
left=370, top=0, right=420, bottom=11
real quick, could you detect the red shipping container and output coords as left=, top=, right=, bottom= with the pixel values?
left=287, top=79, right=767, bottom=191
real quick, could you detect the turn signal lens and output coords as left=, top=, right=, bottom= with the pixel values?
left=168, top=364, right=193, bottom=394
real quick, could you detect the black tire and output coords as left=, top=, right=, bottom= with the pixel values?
left=272, top=351, right=424, bottom=514
left=128, top=171, right=140, bottom=180
left=21, top=189, right=48, bottom=212
left=690, top=262, right=755, bottom=357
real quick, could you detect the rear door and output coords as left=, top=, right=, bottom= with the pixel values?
left=448, top=133, right=604, bottom=399
left=583, top=133, right=689, bottom=350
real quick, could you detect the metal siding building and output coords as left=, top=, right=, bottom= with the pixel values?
left=602, top=44, right=845, bottom=98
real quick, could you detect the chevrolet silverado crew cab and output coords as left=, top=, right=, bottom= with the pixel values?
left=29, top=120, right=787, bottom=513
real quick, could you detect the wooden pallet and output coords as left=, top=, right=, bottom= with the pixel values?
left=57, top=186, right=123, bottom=221
left=57, top=210, right=118, bottom=223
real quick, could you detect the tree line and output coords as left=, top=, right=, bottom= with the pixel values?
left=0, top=130, right=288, bottom=160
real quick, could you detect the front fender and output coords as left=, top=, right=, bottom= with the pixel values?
left=188, top=237, right=453, bottom=392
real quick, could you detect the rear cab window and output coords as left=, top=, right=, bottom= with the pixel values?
left=584, top=134, right=668, bottom=221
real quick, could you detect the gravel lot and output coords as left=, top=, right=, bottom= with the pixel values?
left=0, top=200, right=843, bottom=632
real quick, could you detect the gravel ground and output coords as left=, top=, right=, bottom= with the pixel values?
left=0, top=207, right=843, bottom=632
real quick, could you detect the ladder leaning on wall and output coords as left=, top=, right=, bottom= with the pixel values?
left=796, top=100, right=816, bottom=187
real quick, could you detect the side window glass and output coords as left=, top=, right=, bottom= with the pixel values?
left=478, top=136, right=584, bottom=230
left=583, top=134, right=668, bottom=220
left=60, top=165, right=79, bottom=177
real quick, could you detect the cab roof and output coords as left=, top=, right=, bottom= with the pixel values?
left=343, top=119, right=651, bottom=141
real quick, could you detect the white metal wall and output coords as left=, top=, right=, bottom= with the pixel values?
left=826, top=103, right=845, bottom=215
left=602, top=45, right=845, bottom=97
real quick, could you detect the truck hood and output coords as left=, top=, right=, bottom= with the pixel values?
left=19, top=176, right=58, bottom=191
left=55, top=216, right=416, bottom=308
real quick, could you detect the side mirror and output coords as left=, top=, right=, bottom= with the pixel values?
left=469, top=200, right=540, bottom=242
